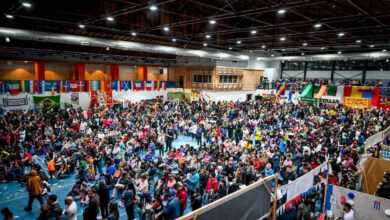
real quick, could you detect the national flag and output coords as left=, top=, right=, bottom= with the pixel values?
left=327, top=86, right=337, bottom=96
left=85, top=81, right=90, bottom=92
left=24, top=80, right=34, bottom=93
left=38, top=80, right=45, bottom=94
left=111, top=80, right=120, bottom=91
left=160, top=81, right=167, bottom=90
left=344, top=85, right=352, bottom=97
left=61, top=80, right=70, bottom=93
left=69, top=80, right=79, bottom=92
left=106, top=90, right=113, bottom=106
left=145, top=80, right=154, bottom=91
left=78, top=81, right=86, bottom=92
left=133, top=81, right=144, bottom=91
left=100, top=80, right=111, bottom=92
left=121, top=81, right=131, bottom=91
left=90, top=81, right=100, bottom=91
left=33, top=95, right=60, bottom=110
left=167, top=81, right=176, bottom=88
left=155, top=81, right=161, bottom=91
left=90, top=90, right=98, bottom=107
left=7, top=80, right=21, bottom=95
left=0, top=81, right=7, bottom=94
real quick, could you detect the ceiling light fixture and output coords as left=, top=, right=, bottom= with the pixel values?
left=271, top=54, right=274, bottom=57
left=277, top=8, right=286, bottom=14
left=172, top=38, right=176, bottom=42
left=382, top=49, right=387, bottom=52
left=24, top=60, right=28, bottom=63
left=249, top=50, right=253, bottom=53
left=149, top=5, right=158, bottom=11
left=261, top=45, right=266, bottom=49
left=369, top=44, right=375, bottom=48
left=206, top=34, right=211, bottom=39
left=106, top=16, right=114, bottom=21
left=131, top=32, right=137, bottom=36
left=22, top=2, right=32, bottom=8
left=338, top=32, right=344, bottom=37
left=280, top=37, right=286, bottom=41
left=236, top=40, right=242, bottom=44
left=209, top=19, right=216, bottom=24
left=251, top=30, right=257, bottom=34
left=314, top=23, right=322, bottom=28
left=5, top=14, right=14, bottom=19
left=163, top=27, right=170, bottom=31
left=203, top=43, right=207, bottom=46
left=229, top=47, right=232, bottom=50
left=301, top=53, right=305, bottom=56
left=320, top=47, right=325, bottom=50
left=303, top=42, right=308, bottom=46
left=5, top=37, right=10, bottom=43
left=78, top=24, right=85, bottom=29
left=356, top=39, right=362, bottom=43
left=106, top=47, right=110, bottom=51
left=338, top=51, right=342, bottom=54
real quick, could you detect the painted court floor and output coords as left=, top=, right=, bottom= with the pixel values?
left=0, top=135, right=198, bottom=220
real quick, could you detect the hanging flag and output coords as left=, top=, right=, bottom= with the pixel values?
left=133, top=81, right=144, bottom=91
left=155, top=81, right=161, bottom=91
left=90, top=81, right=100, bottom=91
left=145, top=80, right=154, bottom=91
left=55, top=80, right=61, bottom=93
left=111, top=80, right=120, bottom=91
left=37, top=80, right=45, bottom=94
left=24, top=80, right=34, bottom=93
left=344, top=85, right=352, bottom=97
left=90, top=90, right=98, bottom=107
left=7, top=80, right=21, bottom=95
left=327, top=86, right=337, bottom=96
left=167, top=81, right=176, bottom=88
left=78, top=81, right=86, bottom=92
left=0, top=81, right=7, bottom=94
left=61, top=80, right=70, bottom=93
left=69, top=80, right=79, bottom=92
left=104, top=80, right=111, bottom=92
left=85, top=81, right=90, bottom=92
left=106, top=90, right=113, bottom=106
left=121, top=81, right=131, bottom=91
left=33, top=95, right=60, bottom=110
left=160, top=81, right=167, bottom=90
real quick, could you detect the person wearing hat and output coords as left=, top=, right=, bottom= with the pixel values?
left=24, top=169, right=43, bottom=211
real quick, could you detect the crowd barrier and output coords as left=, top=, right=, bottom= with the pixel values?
left=178, top=174, right=278, bottom=220
left=364, top=125, right=390, bottom=151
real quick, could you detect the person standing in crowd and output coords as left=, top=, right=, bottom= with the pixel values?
left=96, top=179, right=111, bottom=219
left=0, top=207, right=13, bottom=220
left=122, top=182, right=136, bottom=220
left=163, top=191, right=181, bottom=220
left=165, top=126, right=174, bottom=152
left=83, top=190, right=100, bottom=220
left=63, top=196, right=77, bottom=220
left=24, top=170, right=43, bottom=211
left=108, top=202, right=120, bottom=220
left=343, top=202, right=355, bottom=220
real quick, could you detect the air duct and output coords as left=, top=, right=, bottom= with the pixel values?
left=0, top=27, right=250, bottom=61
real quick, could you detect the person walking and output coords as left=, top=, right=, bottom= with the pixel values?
left=122, top=182, right=136, bottom=220
left=24, top=170, right=43, bottom=211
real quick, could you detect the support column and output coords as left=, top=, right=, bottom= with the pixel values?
left=74, top=63, right=85, bottom=80
left=362, top=60, right=367, bottom=84
left=34, top=61, right=45, bottom=80
left=109, top=64, right=119, bottom=80
left=330, top=61, right=336, bottom=82
left=303, top=61, right=308, bottom=81
left=280, top=61, right=284, bottom=79
left=138, top=66, right=147, bottom=80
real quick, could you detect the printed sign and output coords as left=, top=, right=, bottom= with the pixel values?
left=344, top=97, right=370, bottom=109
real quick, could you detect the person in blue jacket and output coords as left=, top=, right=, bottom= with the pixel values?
left=185, top=168, right=200, bottom=194
left=163, top=192, right=181, bottom=220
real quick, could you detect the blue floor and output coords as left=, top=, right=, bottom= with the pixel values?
left=0, top=135, right=198, bottom=219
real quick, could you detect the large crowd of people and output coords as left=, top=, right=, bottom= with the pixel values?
left=0, top=95, right=389, bottom=219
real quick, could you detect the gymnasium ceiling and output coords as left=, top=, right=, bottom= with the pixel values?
left=0, top=0, right=390, bottom=63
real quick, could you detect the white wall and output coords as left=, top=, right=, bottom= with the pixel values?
left=263, top=68, right=280, bottom=81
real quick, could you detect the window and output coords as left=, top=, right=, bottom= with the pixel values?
left=219, top=75, right=238, bottom=83
left=192, top=74, right=212, bottom=83
left=284, top=61, right=304, bottom=70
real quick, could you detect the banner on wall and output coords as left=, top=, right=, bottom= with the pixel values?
left=33, top=95, right=60, bottom=110
left=2, top=95, right=28, bottom=107
left=71, top=93, right=79, bottom=105
left=344, top=97, right=370, bottom=109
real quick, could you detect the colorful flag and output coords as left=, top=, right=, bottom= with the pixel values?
left=0, top=81, right=7, bottom=94
left=133, top=81, right=144, bottom=91
left=90, top=81, right=100, bottom=91
left=145, top=80, right=154, bottom=91
left=121, top=81, right=131, bottom=91
left=61, top=80, right=70, bottom=93
left=160, top=81, right=167, bottom=90
left=111, top=80, right=120, bottom=91
left=90, top=90, right=98, bottom=107
left=23, top=80, right=34, bottom=93
left=78, top=81, right=86, bottom=92
left=7, top=80, right=21, bottom=95
left=167, top=81, right=176, bottom=88
left=33, top=95, right=60, bottom=110
left=69, top=80, right=79, bottom=92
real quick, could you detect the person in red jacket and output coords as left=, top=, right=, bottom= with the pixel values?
left=205, top=172, right=218, bottom=193
left=175, top=182, right=188, bottom=216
